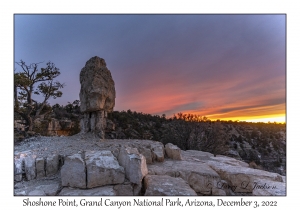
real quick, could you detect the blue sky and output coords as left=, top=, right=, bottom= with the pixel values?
left=14, top=14, right=286, bottom=122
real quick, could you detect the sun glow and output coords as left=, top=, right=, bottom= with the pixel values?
left=243, top=115, right=286, bottom=123
left=210, top=114, right=286, bottom=123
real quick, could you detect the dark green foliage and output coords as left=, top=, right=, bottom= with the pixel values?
left=161, top=120, right=193, bottom=150
left=33, top=119, right=50, bottom=136
left=237, top=135, right=243, bottom=143
left=14, top=60, right=64, bottom=131
left=107, top=111, right=285, bottom=165
left=251, top=129, right=259, bottom=139
left=107, top=110, right=167, bottom=140
left=273, top=160, right=282, bottom=167
left=52, top=100, right=80, bottom=120
left=248, top=150, right=261, bottom=164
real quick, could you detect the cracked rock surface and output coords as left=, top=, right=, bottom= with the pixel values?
left=14, top=134, right=286, bottom=196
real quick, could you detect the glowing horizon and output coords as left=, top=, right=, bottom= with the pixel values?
left=208, top=114, right=286, bottom=123
left=159, top=112, right=286, bottom=123
left=14, top=15, right=286, bottom=123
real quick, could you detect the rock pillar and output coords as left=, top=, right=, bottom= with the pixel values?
left=79, top=56, right=116, bottom=139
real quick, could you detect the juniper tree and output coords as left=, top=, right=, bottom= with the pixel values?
left=14, top=60, right=64, bottom=131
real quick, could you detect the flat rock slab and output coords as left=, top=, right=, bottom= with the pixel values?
left=61, top=154, right=86, bottom=188
left=85, top=150, right=125, bottom=188
left=181, top=150, right=214, bottom=160
left=14, top=178, right=61, bottom=196
left=59, top=186, right=116, bottom=196
left=252, top=179, right=286, bottom=196
left=207, top=161, right=283, bottom=193
left=209, top=156, right=249, bottom=167
left=28, top=189, right=46, bottom=196
left=148, top=160, right=220, bottom=195
left=182, top=150, right=248, bottom=167
left=144, top=175, right=197, bottom=196
left=113, top=183, right=134, bottom=196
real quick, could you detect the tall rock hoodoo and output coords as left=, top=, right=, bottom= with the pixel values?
left=79, top=56, right=116, bottom=139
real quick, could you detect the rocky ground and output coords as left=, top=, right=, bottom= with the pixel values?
left=14, top=134, right=286, bottom=196
left=15, top=133, right=112, bottom=158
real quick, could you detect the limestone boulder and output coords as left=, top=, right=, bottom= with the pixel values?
left=36, top=157, right=45, bottom=179
left=46, top=154, right=59, bottom=176
left=207, top=161, right=283, bottom=193
left=61, top=154, right=86, bottom=188
left=148, top=160, right=221, bottom=195
left=137, top=147, right=153, bottom=164
left=252, top=179, right=286, bottom=196
left=130, top=140, right=165, bottom=163
left=165, top=143, right=182, bottom=160
left=118, top=147, right=148, bottom=184
left=79, top=56, right=115, bottom=113
left=213, top=179, right=236, bottom=196
left=24, top=155, right=37, bottom=180
left=113, top=183, right=134, bottom=196
left=144, top=175, right=197, bottom=196
left=94, top=139, right=165, bottom=164
left=14, top=156, right=24, bottom=181
left=151, top=145, right=164, bottom=162
left=85, top=150, right=125, bottom=188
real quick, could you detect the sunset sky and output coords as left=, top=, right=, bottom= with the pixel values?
left=14, top=14, right=286, bottom=123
